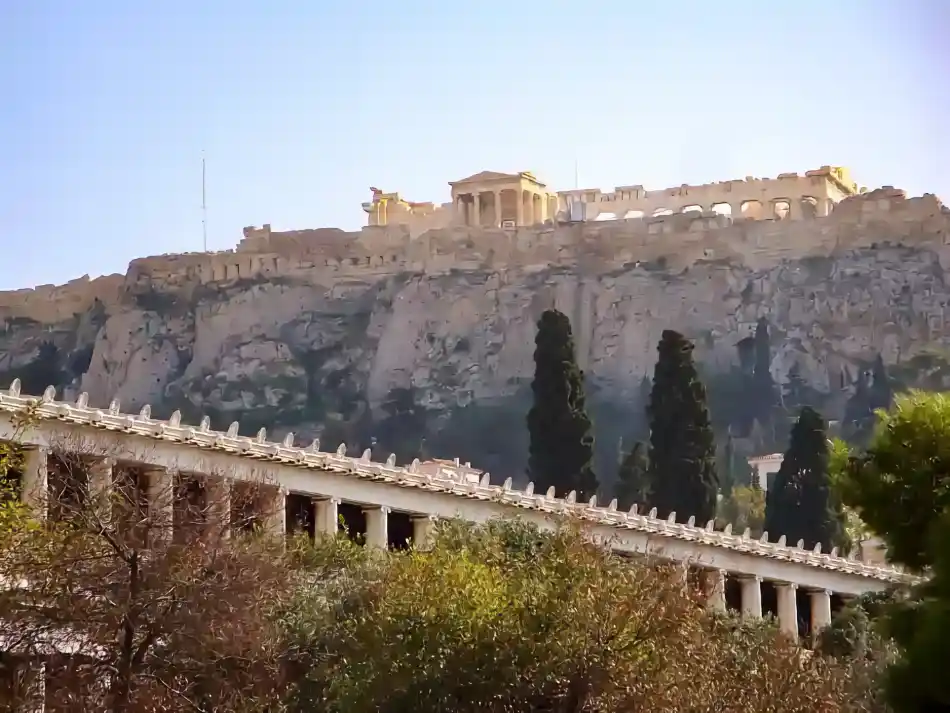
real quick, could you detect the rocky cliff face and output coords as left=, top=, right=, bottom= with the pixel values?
left=3, top=194, right=950, bottom=483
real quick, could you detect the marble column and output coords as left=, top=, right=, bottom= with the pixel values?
left=810, top=589, right=833, bottom=634
left=263, top=486, right=287, bottom=540
left=705, top=569, right=726, bottom=612
left=364, top=505, right=390, bottom=549
left=87, top=457, right=114, bottom=522
left=740, top=576, right=763, bottom=620
left=472, top=193, right=481, bottom=226
left=516, top=190, right=525, bottom=225
left=494, top=191, right=504, bottom=226
left=20, top=446, right=49, bottom=520
left=22, top=660, right=46, bottom=713
left=775, top=583, right=799, bottom=642
left=676, top=563, right=690, bottom=593
left=205, top=475, right=231, bottom=541
left=313, top=497, right=340, bottom=541
left=412, top=515, right=437, bottom=550
left=147, top=466, right=176, bottom=545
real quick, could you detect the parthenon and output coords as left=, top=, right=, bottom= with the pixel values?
left=360, top=165, right=860, bottom=236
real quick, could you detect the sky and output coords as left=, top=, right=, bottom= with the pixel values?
left=1, top=0, right=948, bottom=290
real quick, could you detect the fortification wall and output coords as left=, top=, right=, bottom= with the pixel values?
left=0, top=274, right=124, bottom=324
left=1, top=188, right=946, bottom=325
left=236, top=224, right=359, bottom=253
left=560, top=166, right=858, bottom=222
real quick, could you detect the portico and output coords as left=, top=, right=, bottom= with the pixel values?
left=449, top=171, right=557, bottom=228
left=0, top=380, right=916, bottom=651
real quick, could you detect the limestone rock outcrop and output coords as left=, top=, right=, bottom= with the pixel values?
left=2, top=188, right=948, bottom=479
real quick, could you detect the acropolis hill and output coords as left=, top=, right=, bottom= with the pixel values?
left=1, top=165, right=948, bottom=480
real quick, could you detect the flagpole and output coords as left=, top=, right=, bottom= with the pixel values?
left=201, top=153, right=208, bottom=252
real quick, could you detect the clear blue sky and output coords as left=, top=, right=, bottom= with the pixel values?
left=2, top=0, right=947, bottom=290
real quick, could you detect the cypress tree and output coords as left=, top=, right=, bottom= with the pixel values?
left=843, top=369, right=875, bottom=445
left=615, top=441, right=650, bottom=512
left=720, top=434, right=737, bottom=496
left=764, top=406, right=844, bottom=551
left=719, top=433, right=756, bottom=494
left=526, top=309, right=597, bottom=500
left=869, top=354, right=894, bottom=412
left=784, top=362, right=809, bottom=412
left=646, top=330, right=718, bottom=523
left=752, top=318, right=776, bottom=406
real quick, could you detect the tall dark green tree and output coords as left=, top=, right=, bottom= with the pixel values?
left=764, top=407, right=844, bottom=551
left=373, top=387, right=427, bottom=464
left=719, top=433, right=757, bottom=493
left=526, top=310, right=597, bottom=500
left=869, top=354, right=894, bottom=412
left=752, top=318, right=777, bottom=411
left=614, top=441, right=650, bottom=511
left=646, top=330, right=718, bottom=523
left=843, top=355, right=895, bottom=448
left=783, top=362, right=809, bottom=413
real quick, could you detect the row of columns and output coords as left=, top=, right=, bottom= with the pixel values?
left=585, top=196, right=832, bottom=222
left=704, top=569, right=832, bottom=642
left=311, top=497, right=436, bottom=549
left=14, top=447, right=436, bottom=550
left=14, top=447, right=835, bottom=637
left=456, top=189, right=552, bottom=227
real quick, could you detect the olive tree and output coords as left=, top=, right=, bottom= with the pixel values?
left=282, top=518, right=883, bottom=713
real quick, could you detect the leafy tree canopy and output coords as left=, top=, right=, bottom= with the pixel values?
left=839, top=390, right=950, bottom=711
left=284, top=519, right=879, bottom=713
left=841, top=390, right=950, bottom=571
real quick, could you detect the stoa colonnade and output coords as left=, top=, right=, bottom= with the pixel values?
left=0, top=380, right=912, bottom=646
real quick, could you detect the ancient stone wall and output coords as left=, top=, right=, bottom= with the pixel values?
left=558, top=165, right=860, bottom=222
left=0, top=274, right=124, bottom=324
left=2, top=188, right=946, bottom=325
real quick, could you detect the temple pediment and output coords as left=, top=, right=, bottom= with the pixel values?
left=450, top=170, right=524, bottom=185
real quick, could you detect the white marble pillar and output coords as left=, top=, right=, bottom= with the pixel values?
left=87, top=457, right=114, bottom=522
left=676, top=563, right=690, bottom=593
left=263, top=486, right=287, bottom=540
left=472, top=193, right=481, bottom=227
left=516, top=191, right=525, bottom=225
left=364, top=505, right=390, bottom=549
left=740, top=576, right=763, bottom=620
left=313, top=497, right=340, bottom=541
left=205, top=476, right=231, bottom=541
left=148, top=467, right=176, bottom=545
left=494, top=191, right=504, bottom=226
left=20, top=446, right=49, bottom=520
left=775, top=583, right=799, bottom=642
left=705, top=569, right=726, bottom=612
left=810, top=589, right=833, bottom=634
left=411, top=515, right=437, bottom=550
left=22, top=660, right=46, bottom=713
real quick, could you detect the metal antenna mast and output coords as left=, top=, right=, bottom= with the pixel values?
left=201, top=153, right=208, bottom=252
